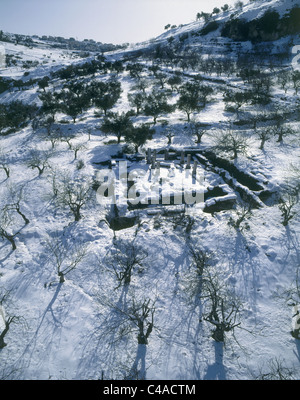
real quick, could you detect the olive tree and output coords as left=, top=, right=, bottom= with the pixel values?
left=0, top=147, right=10, bottom=179
left=228, top=202, right=253, bottom=232
left=214, top=129, right=248, bottom=159
left=70, top=142, right=87, bottom=160
left=177, top=81, right=203, bottom=122
left=0, top=208, right=19, bottom=251
left=127, top=91, right=145, bottom=115
left=45, top=233, right=89, bottom=284
left=278, top=189, right=299, bottom=227
left=54, top=174, right=93, bottom=222
left=273, top=124, right=294, bottom=143
left=101, top=112, right=133, bottom=144
left=125, top=124, right=154, bottom=153
left=189, top=119, right=209, bottom=144
left=256, top=127, right=273, bottom=150
left=0, top=289, right=22, bottom=349
left=4, top=184, right=30, bottom=226
left=105, top=239, right=148, bottom=288
left=27, top=149, right=52, bottom=176
left=98, top=293, right=156, bottom=346
left=201, top=266, right=244, bottom=342
left=143, top=90, right=174, bottom=124
left=181, top=247, right=214, bottom=304
left=252, top=357, right=297, bottom=380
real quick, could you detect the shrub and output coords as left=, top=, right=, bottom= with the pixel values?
left=200, top=21, right=219, bottom=36
left=0, top=101, right=38, bottom=135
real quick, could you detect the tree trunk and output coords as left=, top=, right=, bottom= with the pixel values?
left=0, top=322, right=9, bottom=348
left=16, top=206, right=30, bottom=225
left=196, top=133, right=202, bottom=144
left=212, top=325, right=225, bottom=342
left=0, top=317, right=14, bottom=349
left=3, top=233, right=17, bottom=251
left=74, top=206, right=81, bottom=222
left=259, top=138, right=265, bottom=150
left=3, top=166, right=10, bottom=178
left=58, top=272, right=65, bottom=283
left=37, top=166, right=44, bottom=175
left=277, top=131, right=283, bottom=142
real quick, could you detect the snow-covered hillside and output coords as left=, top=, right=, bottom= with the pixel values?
left=0, top=0, right=299, bottom=380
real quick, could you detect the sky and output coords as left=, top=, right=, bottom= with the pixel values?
left=0, top=0, right=238, bottom=45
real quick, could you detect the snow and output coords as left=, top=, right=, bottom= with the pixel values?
left=0, top=0, right=299, bottom=381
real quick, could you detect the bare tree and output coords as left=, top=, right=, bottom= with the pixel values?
left=273, top=124, right=294, bottom=143
left=252, top=357, right=297, bottom=380
left=129, top=297, right=155, bottom=345
left=70, top=142, right=87, bottom=160
left=87, top=127, right=92, bottom=141
left=0, top=288, right=22, bottom=349
left=256, top=127, right=273, bottom=150
left=55, top=174, right=93, bottom=221
left=189, top=119, right=207, bottom=144
left=27, top=150, right=52, bottom=176
left=166, top=130, right=175, bottom=145
left=4, top=185, right=30, bottom=225
left=182, top=247, right=214, bottom=304
left=0, top=148, right=10, bottom=179
left=200, top=266, right=244, bottom=342
left=61, top=132, right=76, bottom=149
left=278, top=189, right=299, bottom=227
left=46, top=127, right=62, bottom=149
left=105, top=239, right=148, bottom=289
left=47, top=167, right=60, bottom=198
left=45, top=233, right=89, bottom=283
left=214, top=129, right=248, bottom=159
left=0, top=208, right=19, bottom=251
left=98, top=293, right=156, bottom=345
left=228, top=202, right=253, bottom=231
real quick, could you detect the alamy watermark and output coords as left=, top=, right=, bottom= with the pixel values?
left=292, top=45, right=300, bottom=71
left=0, top=44, right=5, bottom=69
left=95, top=161, right=204, bottom=207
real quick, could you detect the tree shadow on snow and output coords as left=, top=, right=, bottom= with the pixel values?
left=231, top=229, right=260, bottom=313
left=0, top=244, right=15, bottom=263
left=126, top=344, right=147, bottom=380
left=203, top=341, right=226, bottom=380
left=16, top=282, right=63, bottom=372
left=293, top=339, right=300, bottom=363
left=280, top=226, right=300, bottom=272
left=75, top=284, right=131, bottom=379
